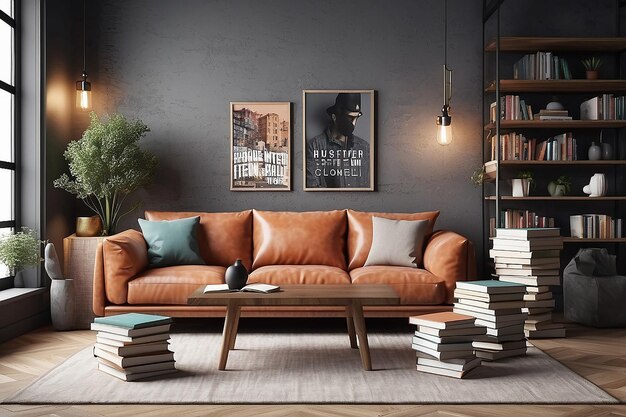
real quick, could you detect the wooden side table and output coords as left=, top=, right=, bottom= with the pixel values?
left=63, top=234, right=105, bottom=329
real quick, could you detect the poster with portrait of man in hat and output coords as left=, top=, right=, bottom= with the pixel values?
left=303, top=90, right=375, bottom=191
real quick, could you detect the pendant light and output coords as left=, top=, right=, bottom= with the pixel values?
left=76, top=0, right=92, bottom=111
left=436, top=0, right=453, bottom=146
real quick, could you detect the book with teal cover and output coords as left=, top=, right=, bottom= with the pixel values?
left=456, top=280, right=526, bottom=294
left=94, top=313, right=172, bottom=329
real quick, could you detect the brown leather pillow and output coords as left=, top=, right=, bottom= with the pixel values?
left=102, top=229, right=148, bottom=305
left=252, top=210, right=347, bottom=270
left=347, top=209, right=440, bottom=270
left=145, top=210, right=253, bottom=270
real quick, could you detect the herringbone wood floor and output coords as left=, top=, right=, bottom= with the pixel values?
left=0, top=320, right=624, bottom=417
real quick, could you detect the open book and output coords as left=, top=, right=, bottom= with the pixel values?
left=203, top=283, right=280, bottom=294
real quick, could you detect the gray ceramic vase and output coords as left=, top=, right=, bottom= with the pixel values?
left=225, top=259, right=248, bottom=290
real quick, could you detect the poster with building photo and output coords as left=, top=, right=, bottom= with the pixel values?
left=303, top=90, right=374, bottom=191
left=230, top=102, right=291, bottom=191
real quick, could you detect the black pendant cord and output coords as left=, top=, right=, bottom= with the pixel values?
left=82, top=0, right=86, bottom=76
left=444, top=0, right=447, bottom=70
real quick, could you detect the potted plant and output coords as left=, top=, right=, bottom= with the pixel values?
left=0, top=228, right=44, bottom=285
left=582, top=57, right=602, bottom=80
left=54, top=113, right=157, bottom=235
left=548, top=175, right=571, bottom=197
left=512, top=171, right=534, bottom=197
left=470, top=165, right=488, bottom=187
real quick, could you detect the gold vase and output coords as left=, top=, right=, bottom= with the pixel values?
left=76, top=216, right=103, bottom=237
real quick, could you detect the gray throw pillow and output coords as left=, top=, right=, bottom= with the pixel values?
left=138, top=216, right=205, bottom=267
left=364, top=216, right=429, bottom=268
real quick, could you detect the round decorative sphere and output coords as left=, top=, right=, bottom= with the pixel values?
left=225, top=259, right=248, bottom=290
left=546, top=101, right=564, bottom=110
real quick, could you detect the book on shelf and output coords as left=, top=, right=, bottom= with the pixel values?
left=203, top=283, right=280, bottom=294
left=490, top=212, right=556, bottom=237
left=513, top=52, right=571, bottom=80
left=490, top=95, right=533, bottom=121
left=535, top=109, right=572, bottom=121
left=570, top=215, right=623, bottom=239
left=580, top=95, right=626, bottom=120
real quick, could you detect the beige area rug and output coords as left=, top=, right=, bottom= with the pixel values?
left=4, top=332, right=618, bottom=404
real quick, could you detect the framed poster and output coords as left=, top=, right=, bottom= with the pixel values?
left=230, top=102, right=291, bottom=191
left=303, top=90, right=375, bottom=191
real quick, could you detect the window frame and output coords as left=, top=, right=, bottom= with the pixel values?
left=0, top=0, right=21, bottom=289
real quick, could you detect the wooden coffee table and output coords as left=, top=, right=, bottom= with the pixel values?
left=187, top=284, right=399, bottom=371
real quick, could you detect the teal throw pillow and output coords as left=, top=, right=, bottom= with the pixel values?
left=138, top=216, right=205, bottom=267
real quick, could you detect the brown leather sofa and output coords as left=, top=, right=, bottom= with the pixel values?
left=93, top=209, right=476, bottom=317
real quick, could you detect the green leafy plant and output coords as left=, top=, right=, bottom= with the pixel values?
left=470, top=166, right=488, bottom=187
left=0, top=228, right=44, bottom=275
left=582, top=57, right=603, bottom=71
left=54, top=113, right=157, bottom=235
left=518, top=170, right=536, bottom=189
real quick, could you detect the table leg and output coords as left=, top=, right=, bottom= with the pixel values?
left=218, top=301, right=238, bottom=370
left=345, top=305, right=358, bottom=349
left=228, top=305, right=241, bottom=350
left=351, top=300, right=372, bottom=371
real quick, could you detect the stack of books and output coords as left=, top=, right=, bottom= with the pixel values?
left=453, top=280, right=528, bottom=361
left=409, top=312, right=485, bottom=378
left=91, top=313, right=177, bottom=381
left=491, top=228, right=566, bottom=339
left=534, top=109, right=572, bottom=121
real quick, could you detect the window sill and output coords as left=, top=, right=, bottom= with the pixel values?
left=0, top=287, right=46, bottom=305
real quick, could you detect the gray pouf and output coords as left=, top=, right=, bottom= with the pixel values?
left=563, top=248, right=626, bottom=328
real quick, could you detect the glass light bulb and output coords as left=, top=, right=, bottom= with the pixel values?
left=436, top=123, right=452, bottom=146
left=76, top=90, right=92, bottom=111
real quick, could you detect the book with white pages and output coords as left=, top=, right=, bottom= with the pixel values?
left=475, top=347, right=527, bottom=361
left=453, top=308, right=526, bottom=324
left=411, top=344, right=475, bottom=360
left=96, top=332, right=170, bottom=346
left=415, top=363, right=478, bottom=379
left=495, top=228, right=560, bottom=239
left=525, top=286, right=551, bottom=294
left=473, top=340, right=527, bottom=352
left=495, top=262, right=561, bottom=270
left=498, top=275, right=560, bottom=286
left=495, top=268, right=560, bottom=276
left=90, top=323, right=171, bottom=338
left=493, top=257, right=560, bottom=266
left=456, top=298, right=526, bottom=310
left=485, top=324, right=524, bottom=336
left=523, top=306, right=553, bottom=314
left=489, top=249, right=561, bottom=259
left=203, top=283, right=280, bottom=294
left=474, top=316, right=527, bottom=329
left=95, top=341, right=170, bottom=357
left=412, top=336, right=474, bottom=352
left=524, top=292, right=553, bottom=301
left=453, top=302, right=520, bottom=316
left=98, top=363, right=177, bottom=381
left=453, top=289, right=524, bottom=302
left=97, top=357, right=176, bottom=375
left=416, top=354, right=481, bottom=372
left=417, top=325, right=486, bottom=337
left=414, top=332, right=477, bottom=345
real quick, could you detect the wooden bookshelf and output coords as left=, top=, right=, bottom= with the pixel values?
left=486, top=196, right=626, bottom=201
left=485, top=37, right=626, bottom=52
left=484, top=120, right=626, bottom=130
left=485, top=160, right=626, bottom=166
left=485, top=80, right=626, bottom=93
left=563, top=238, right=626, bottom=243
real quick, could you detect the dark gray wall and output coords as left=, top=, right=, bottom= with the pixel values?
left=89, top=0, right=485, bottom=258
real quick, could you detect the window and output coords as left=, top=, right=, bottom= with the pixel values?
left=0, top=0, right=16, bottom=285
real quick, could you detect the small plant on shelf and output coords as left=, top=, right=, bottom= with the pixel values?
left=512, top=171, right=535, bottom=197
left=548, top=175, right=571, bottom=197
left=582, top=57, right=603, bottom=80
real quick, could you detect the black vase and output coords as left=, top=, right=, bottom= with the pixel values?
left=225, top=259, right=248, bottom=290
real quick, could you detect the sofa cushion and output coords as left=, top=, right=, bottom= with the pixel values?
left=347, top=210, right=440, bottom=270
left=252, top=210, right=347, bottom=270
left=138, top=216, right=205, bottom=267
left=103, top=229, right=149, bottom=305
left=350, top=266, right=447, bottom=305
left=145, top=210, right=253, bottom=270
left=249, top=265, right=350, bottom=285
left=127, top=265, right=225, bottom=305
left=364, top=217, right=430, bottom=267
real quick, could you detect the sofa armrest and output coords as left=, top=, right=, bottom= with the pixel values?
left=423, top=230, right=477, bottom=303
left=102, top=229, right=149, bottom=305
left=92, top=241, right=106, bottom=316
